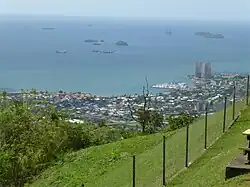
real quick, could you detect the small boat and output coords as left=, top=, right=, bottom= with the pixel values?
left=42, top=27, right=55, bottom=30
left=101, top=50, right=116, bottom=54
left=165, top=28, right=172, bottom=35
left=93, top=43, right=101, bottom=46
left=56, top=50, right=67, bottom=54
left=92, top=50, right=101, bottom=53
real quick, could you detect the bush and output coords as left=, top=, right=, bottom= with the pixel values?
left=0, top=94, right=138, bottom=186
left=166, top=112, right=195, bottom=131
left=90, top=126, right=122, bottom=145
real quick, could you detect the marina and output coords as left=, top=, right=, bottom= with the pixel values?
left=151, top=82, right=189, bottom=90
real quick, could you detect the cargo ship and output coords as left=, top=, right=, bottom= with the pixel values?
left=56, top=50, right=67, bottom=54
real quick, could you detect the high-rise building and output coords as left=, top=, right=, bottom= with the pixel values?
left=195, top=62, right=203, bottom=78
left=204, top=62, right=212, bottom=79
left=195, top=62, right=212, bottom=79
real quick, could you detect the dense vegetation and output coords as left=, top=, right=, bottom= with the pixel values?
left=0, top=90, right=194, bottom=186
left=0, top=91, right=139, bottom=186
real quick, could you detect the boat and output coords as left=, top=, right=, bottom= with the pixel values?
left=194, top=32, right=224, bottom=39
left=92, top=50, right=101, bottom=53
left=93, top=43, right=101, bottom=46
left=42, top=28, right=55, bottom=30
left=101, top=50, right=116, bottom=54
left=85, top=39, right=99, bottom=43
left=165, top=28, right=172, bottom=35
left=56, top=50, right=67, bottom=54
left=92, top=49, right=116, bottom=54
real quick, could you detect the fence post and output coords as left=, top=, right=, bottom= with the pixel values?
left=204, top=105, right=208, bottom=150
left=185, top=123, right=189, bottom=167
left=223, top=96, right=227, bottom=133
left=232, top=85, right=236, bottom=120
left=162, top=136, right=166, bottom=186
left=247, top=75, right=249, bottom=106
left=133, top=156, right=135, bottom=187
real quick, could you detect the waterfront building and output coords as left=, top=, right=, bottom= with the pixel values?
left=204, top=62, right=212, bottom=79
left=195, top=62, right=203, bottom=78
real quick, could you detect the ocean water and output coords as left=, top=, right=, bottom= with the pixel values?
left=0, top=18, right=249, bottom=96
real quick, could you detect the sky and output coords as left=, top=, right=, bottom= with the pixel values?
left=0, top=0, right=250, bottom=21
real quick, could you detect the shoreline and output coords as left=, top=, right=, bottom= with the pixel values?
left=1, top=72, right=249, bottom=97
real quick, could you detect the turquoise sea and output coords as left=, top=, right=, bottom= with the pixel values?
left=0, top=18, right=249, bottom=96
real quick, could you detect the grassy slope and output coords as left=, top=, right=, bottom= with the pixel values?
left=29, top=132, right=167, bottom=187
left=168, top=105, right=250, bottom=187
left=30, top=100, right=246, bottom=187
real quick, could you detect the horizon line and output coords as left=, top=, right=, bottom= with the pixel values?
left=0, top=14, right=249, bottom=22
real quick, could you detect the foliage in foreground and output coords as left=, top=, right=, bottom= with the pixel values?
left=0, top=93, right=139, bottom=187
left=0, top=90, right=195, bottom=187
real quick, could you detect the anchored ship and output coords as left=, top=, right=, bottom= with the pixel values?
left=56, top=50, right=67, bottom=54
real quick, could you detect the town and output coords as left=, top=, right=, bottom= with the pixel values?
left=4, top=69, right=248, bottom=128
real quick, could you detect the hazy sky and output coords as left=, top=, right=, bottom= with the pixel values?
left=1, top=0, right=250, bottom=21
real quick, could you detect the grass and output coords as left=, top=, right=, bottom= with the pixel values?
left=29, top=132, right=170, bottom=187
left=168, top=105, right=250, bottom=187
left=30, top=100, right=246, bottom=187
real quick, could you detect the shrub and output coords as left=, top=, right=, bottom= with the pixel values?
left=0, top=94, right=138, bottom=186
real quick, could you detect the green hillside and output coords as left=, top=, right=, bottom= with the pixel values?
left=168, top=105, right=250, bottom=187
left=30, top=100, right=246, bottom=187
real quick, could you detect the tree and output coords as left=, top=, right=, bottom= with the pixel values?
left=0, top=97, right=93, bottom=186
left=98, top=119, right=107, bottom=127
left=127, top=77, right=163, bottom=133
left=1, top=90, right=7, bottom=99
left=30, top=88, right=37, bottom=95
left=166, top=112, right=194, bottom=131
left=179, top=112, right=195, bottom=125
left=0, top=89, right=140, bottom=186
left=150, top=110, right=164, bottom=129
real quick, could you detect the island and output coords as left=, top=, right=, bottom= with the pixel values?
left=84, top=39, right=99, bottom=43
left=195, top=32, right=224, bottom=39
left=115, top=40, right=128, bottom=46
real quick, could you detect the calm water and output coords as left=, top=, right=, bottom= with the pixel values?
left=0, top=19, right=249, bottom=96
